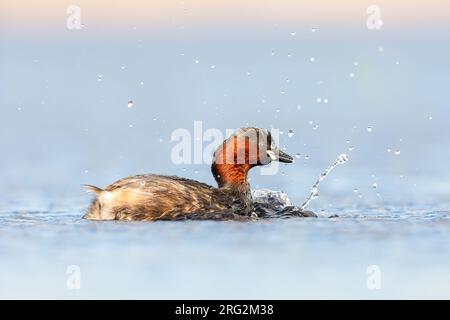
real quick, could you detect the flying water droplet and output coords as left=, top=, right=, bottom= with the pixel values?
left=304, top=155, right=310, bottom=160
left=310, top=187, right=319, bottom=199
left=312, top=124, right=319, bottom=130
left=394, top=150, right=401, bottom=155
left=367, top=126, right=373, bottom=132
left=348, top=146, right=355, bottom=151
left=127, top=100, right=134, bottom=108
left=372, top=183, right=378, bottom=189
left=97, top=74, right=103, bottom=82
left=349, top=72, right=355, bottom=78
left=296, top=153, right=300, bottom=158
left=288, top=129, right=294, bottom=138
left=336, top=154, right=349, bottom=164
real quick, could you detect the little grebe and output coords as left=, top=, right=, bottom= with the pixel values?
left=83, top=127, right=294, bottom=221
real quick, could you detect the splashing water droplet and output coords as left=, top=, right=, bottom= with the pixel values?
left=394, top=150, right=401, bottom=155
left=127, top=100, right=134, bottom=108
left=296, top=153, right=300, bottom=158
left=336, top=154, right=349, bottom=164
left=288, top=129, right=295, bottom=138
left=349, top=72, right=355, bottom=78
left=312, top=124, right=319, bottom=130
left=367, top=126, right=373, bottom=132
left=129, top=124, right=133, bottom=128
left=140, top=181, right=146, bottom=186
left=316, top=97, right=322, bottom=103
left=428, top=116, right=433, bottom=120
left=310, top=57, right=315, bottom=62
left=300, top=153, right=349, bottom=210
left=290, top=31, right=296, bottom=36
left=84, top=169, right=89, bottom=174
left=271, top=50, right=275, bottom=56
left=304, top=155, right=310, bottom=160
left=353, top=61, right=359, bottom=66
left=275, top=108, right=280, bottom=113
left=372, top=183, right=378, bottom=189
left=387, top=148, right=392, bottom=153
left=353, top=188, right=359, bottom=193
left=97, top=74, right=103, bottom=82
left=323, top=98, right=328, bottom=104
left=281, top=171, right=286, bottom=176
left=311, top=27, right=316, bottom=32
left=310, top=187, right=319, bottom=199
left=297, top=105, right=302, bottom=111
left=348, top=146, right=355, bottom=151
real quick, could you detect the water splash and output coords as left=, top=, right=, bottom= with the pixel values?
left=300, top=154, right=349, bottom=210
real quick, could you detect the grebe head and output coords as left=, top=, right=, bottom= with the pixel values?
left=211, top=127, right=293, bottom=188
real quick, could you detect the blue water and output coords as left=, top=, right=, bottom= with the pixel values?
left=1, top=30, right=450, bottom=298
left=0, top=205, right=448, bottom=299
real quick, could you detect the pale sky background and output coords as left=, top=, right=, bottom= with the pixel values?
left=1, top=0, right=449, bottom=35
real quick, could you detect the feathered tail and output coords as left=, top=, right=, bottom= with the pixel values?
left=83, top=184, right=103, bottom=219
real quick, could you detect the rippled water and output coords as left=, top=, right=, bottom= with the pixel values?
left=0, top=202, right=448, bottom=299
